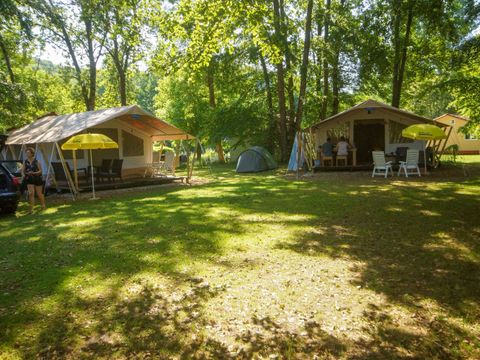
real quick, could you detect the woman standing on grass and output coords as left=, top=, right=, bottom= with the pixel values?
left=21, top=147, right=46, bottom=213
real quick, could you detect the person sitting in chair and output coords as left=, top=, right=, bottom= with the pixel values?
left=322, top=138, right=334, bottom=157
left=320, top=138, right=334, bottom=166
left=336, top=136, right=350, bottom=157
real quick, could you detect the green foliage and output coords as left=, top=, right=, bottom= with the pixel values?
left=448, top=35, right=480, bottom=129
left=0, top=0, right=479, bottom=153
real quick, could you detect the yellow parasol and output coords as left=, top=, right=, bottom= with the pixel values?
left=402, top=124, right=447, bottom=174
left=62, top=134, right=118, bottom=199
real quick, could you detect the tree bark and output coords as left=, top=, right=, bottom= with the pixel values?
left=331, top=0, right=346, bottom=116
left=85, top=18, right=96, bottom=111
left=273, top=0, right=288, bottom=162
left=295, top=0, right=314, bottom=179
left=391, top=1, right=413, bottom=108
left=110, top=37, right=129, bottom=106
left=41, top=0, right=97, bottom=111
left=196, top=142, right=202, bottom=161
left=315, top=12, right=323, bottom=121
left=0, top=34, right=15, bottom=83
left=207, top=63, right=225, bottom=163
left=279, top=0, right=296, bottom=149
left=320, top=0, right=331, bottom=120
left=294, top=0, right=314, bottom=130
left=331, top=49, right=340, bottom=115
left=260, top=53, right=276, bottom=153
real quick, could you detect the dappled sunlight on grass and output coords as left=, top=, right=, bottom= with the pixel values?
left=0, top=162, right=479, bottom=358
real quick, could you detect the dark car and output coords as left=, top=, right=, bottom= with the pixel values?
left=0, top=162, right=20, bottom=214
left=0, top=135, right=21, bottom=214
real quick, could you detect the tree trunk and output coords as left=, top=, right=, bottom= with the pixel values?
left=294, top=0, right=314, bottom=130
left=0, top=35, right=15, bottom=83
left=320, top=0, right=331, bottom=120
left=207, top=64, right=225, bottom=163
left=196, top=142, right=202, bottom=161
left=331, top=49, right=340, bottom=115
left=315, top=13, right=323, bottom=121
left=273, top=0, right=288, bottom=162
left=85, top=19, right=96, bottom=111
left=57, top=17, right=90, bottom=109
left=279, top=0, right=296, bottom=149
left=295, top=0, right=314, bottom=179
left=260, top=53, right=276, bottom=154
left=119, top=69, right=127, bottom=106
left=392, top=5, right=413, bottom=108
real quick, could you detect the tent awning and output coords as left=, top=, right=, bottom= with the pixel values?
left=6, top=105, right=194, bottom=144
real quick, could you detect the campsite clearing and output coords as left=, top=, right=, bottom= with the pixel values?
left=0, top=159, right=479, bottom=359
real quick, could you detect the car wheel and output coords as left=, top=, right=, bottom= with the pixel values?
left=2, top=204, right=17, bottom=215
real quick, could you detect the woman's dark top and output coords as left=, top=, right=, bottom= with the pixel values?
left=24, top=159, right=43, bottom=186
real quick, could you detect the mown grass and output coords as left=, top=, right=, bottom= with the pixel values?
left=0, top=161, right=479, bottom=359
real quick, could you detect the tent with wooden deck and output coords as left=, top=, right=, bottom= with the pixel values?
left=2, top=105, right=194, bottom=195
left=306, top=99, right=452, bottom=168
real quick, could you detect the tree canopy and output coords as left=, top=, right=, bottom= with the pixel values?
left=1, top=0, right=479, bottom=159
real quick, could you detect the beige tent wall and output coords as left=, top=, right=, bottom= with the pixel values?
left=312, top=108, right=426, bottom=160
left=435, top=115, right=480, bottom=154
left=56, top=118, right=155, bottom=178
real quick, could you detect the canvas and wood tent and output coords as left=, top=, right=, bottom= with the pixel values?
left=2, top=105, right=194, bottom=193
left=307, top=99, right=451, bottom=166
left=434, top=114, right=480, bottom=154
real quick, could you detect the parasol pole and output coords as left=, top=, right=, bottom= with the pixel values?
left=424, top=140, right=427, bottom=175
left=73, top=149, right=79, bottom=190
left=90, top=149, right=96, bottom=199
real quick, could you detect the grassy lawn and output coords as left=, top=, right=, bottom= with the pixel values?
left=1, top=161, right=479, bottom=359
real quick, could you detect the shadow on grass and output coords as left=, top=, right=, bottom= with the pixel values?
left=1, top=165, right=479, bottom=357
left=276, top=176, right=480, bottom=358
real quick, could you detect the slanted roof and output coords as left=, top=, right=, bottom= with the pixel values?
left=308, top=99, right=446, bottom=129
left=435, top=113, right=470, bottom=122
left=6, top=105, right=194, bottom=145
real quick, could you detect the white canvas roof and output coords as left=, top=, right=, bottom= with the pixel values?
left=6, top=105, right=194, bottom=145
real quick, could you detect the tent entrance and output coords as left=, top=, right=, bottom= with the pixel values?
left=354, top=120, right=385, bottom=164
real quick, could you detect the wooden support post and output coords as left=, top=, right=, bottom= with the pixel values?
left=55, top=142, right=77, bottom=198
left=436, top=126, right=453, bottom=165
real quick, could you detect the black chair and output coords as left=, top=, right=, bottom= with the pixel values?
left=395, top=147, right=409, bottom=164
left=98, top=159, right=123, bottom=182
left=94, top=159, right=112, bottom=182
left=50, top=162, right=87, bottom=189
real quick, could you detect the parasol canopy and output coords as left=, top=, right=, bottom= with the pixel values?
left=61, top=133, right=118, bottom=199
left=401, top=124, right=447, bottom=141
left=61, top=133, right=119, bottom=150
left=401, top=124, right=446, bottom=174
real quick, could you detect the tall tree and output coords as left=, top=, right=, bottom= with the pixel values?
left=101, top=0, right=143, bottom=106
left=33, top=0, right=105, bottom=110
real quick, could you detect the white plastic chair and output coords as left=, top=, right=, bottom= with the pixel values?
left=372, top=151, right=393, bottom=178
left=398, top=149, right=421, bottom=177
left=163, top=151, right=175, bottom=175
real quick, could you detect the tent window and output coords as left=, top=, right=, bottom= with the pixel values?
left=389, top=121, right=413, bottom=143
left=92, top=128, right=120, bottom=165
left=123, top=130, right=144, bottom=157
